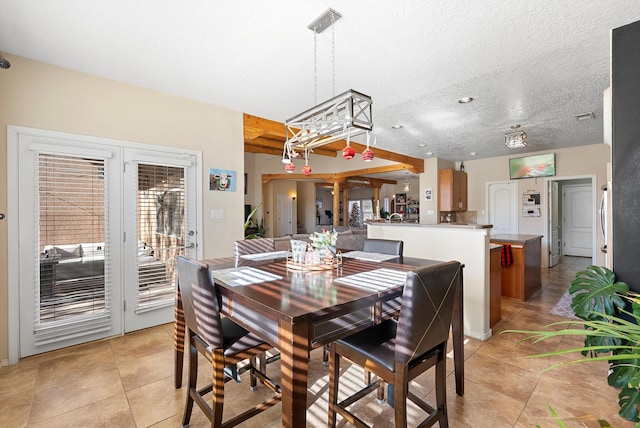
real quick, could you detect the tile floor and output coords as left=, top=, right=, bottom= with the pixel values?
left=0, top=256, right=634, bottom=427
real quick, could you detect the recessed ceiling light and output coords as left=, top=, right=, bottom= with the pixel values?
left=418, top=143, right=426, bottom=147
left=391, top=124, right=403, bottom=129
left=458, top=97, right=474, bottom=104
left=426, top=151, right=433, bottom=156
left=470, top=152, right=477, bottom=156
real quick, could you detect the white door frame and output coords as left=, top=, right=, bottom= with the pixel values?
left=6, top=125, right=203, bottom=364
left=543, top=175, right=597, bottom=267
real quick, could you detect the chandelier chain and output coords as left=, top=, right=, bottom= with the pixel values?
left=313, top=29, right=318, bottom=105
left=331, top=12, right=336, bottom=97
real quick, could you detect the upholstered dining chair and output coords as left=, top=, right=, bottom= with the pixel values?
left=176, top=256, right=281, bottom=428
left=232, top=237, right=281, bottom=367
left=322, top=238, right=405, bottom=366
left=233, top=237, right=275, bottom=257
left=327, top=261, right=462, bottom=428
left=362, top=238, right=404, bottom=257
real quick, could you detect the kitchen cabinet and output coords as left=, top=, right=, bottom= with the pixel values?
left=489, top=244, right=502, bottom=327
left=490, top=235, right=542, bottom=301
left=439, top=169, right=467, bottom=212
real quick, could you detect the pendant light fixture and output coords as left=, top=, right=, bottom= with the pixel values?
left=282, top=8, right=374, bottom=174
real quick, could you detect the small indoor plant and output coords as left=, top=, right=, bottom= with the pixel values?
left=244, top=202, right=268, bottom=239
left=309, top=228, right=337, bottom=252
left=505, top=265, right=640, bottom=426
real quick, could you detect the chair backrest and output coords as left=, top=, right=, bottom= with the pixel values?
left=176, top=256, right=224, bottom=348
left=234, top=238, right=276, bottom=257
left=363, top=238, right=404, bottom=256
left=395, top=261, right=461, bottom=364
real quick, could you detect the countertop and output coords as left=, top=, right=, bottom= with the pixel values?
left=489, top=243, right=503, bottom=251
left=366, top=222, right=493, bottom=230
left=490, top=234, right=543, bottom=243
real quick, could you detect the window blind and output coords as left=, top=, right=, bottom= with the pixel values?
left=135, top=163, right=185, bottom=312
left=34, top=153, right=111, bottom=344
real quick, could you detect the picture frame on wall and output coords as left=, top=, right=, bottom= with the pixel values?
left=395, top=193, right=406, bottom=205
left=209, top=168, right=236, bottom=191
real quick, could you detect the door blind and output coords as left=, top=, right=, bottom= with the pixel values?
left=135, top=163, right=185, bottom=312
left=35, top=153, right=111, bottom=343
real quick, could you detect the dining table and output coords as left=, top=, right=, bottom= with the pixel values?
left=174, top=252, right=464, bottom=428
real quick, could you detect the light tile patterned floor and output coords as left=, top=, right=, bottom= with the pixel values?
left=1, top=256, right=634, bottom=427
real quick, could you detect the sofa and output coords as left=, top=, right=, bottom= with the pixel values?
left=273, top=226, right=368, bottom=252
left=41, top=242, right=164, bottom=294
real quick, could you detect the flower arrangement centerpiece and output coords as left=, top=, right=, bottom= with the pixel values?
left=309, top=228, right=338, bottom=262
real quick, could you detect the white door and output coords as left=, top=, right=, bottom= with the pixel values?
left=122, top=149, right=198, bottom=332
left=488, top=182, right=518, bottom=235
left=12, top=127, right=201, bottom=357
left=549, top=181, right=561, bottom=267
left=16, top=133, right=123, bottom=357
left=277, top=194, right=293, bottom=237
left=563, top=185, right=593, bottom=257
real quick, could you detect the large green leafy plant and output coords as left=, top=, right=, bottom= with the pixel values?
left=505, top=265, right=640, bottom=425
left=244, top=203, right=268, bottom=239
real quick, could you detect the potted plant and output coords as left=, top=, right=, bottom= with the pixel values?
left=244, top=203, right=268, bottom=239
left=505, top=265, right=640, bottom=425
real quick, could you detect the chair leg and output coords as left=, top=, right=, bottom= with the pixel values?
left=435, top=357, right=449, bottom=428
left=393, top=377, right=408, bottom=428
left=181, top=338, right=197, bottom=427
left=211, top=350, right=226, bottom=428
left=250, top=355, right=259, bottom=391
left=323, top=344, right=329, bottom=366
left=327, top=345, right=340, bottom=428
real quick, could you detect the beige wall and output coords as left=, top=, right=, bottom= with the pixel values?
left=0, top=55, right=245, bottom=363
left=462, top=144, right=610, bottom=266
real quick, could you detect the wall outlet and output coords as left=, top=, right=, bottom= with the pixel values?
left=210, top=209, right=224, bottom=219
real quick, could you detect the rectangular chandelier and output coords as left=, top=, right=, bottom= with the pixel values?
left=505, top=130, right=528, bottom=149
left=284, top=89, right=373, bottom=151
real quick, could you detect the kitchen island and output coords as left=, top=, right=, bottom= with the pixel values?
left=490, top=234, right=542, bottom=301
left=367, top=222, right=493, bottom=340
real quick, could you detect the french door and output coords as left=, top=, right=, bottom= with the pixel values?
left=12, top=127, right=200, bottom=358
left=122, top=149, right=198, bottom=331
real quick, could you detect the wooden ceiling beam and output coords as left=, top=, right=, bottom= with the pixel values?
left=246, top=137, right=337, bottom=158
left=243, top=113, right=424, bottom=172
left=262, top=164, right=413, bottom=184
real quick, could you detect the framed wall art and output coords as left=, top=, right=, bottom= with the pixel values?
left=209, top=168, right=236, bottom=192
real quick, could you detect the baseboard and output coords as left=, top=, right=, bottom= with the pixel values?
left=0, top=358, right=9, bottom=368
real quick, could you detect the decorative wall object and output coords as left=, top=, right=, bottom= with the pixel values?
left=522, top=191, right=541, bottom=217
left=209, top=168, right=236, bottom=191
left=425, top=188, right=433, bottom=201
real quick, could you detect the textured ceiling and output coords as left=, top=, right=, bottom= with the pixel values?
left=1, top=0, right=639, bottom=171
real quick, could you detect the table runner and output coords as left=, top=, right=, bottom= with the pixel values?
left=334, top=268, right=408, bottom=291
left=210, top=266, right=282, bottom=287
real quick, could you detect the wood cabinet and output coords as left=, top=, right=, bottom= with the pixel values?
left=439, top=169, right=467, bottom=212
left=489, top=245, right=502, bottom=327
left=490, top=235, right=542, bottom=301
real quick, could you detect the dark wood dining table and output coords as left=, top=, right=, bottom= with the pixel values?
left=174, top=254, right=464, bottom=428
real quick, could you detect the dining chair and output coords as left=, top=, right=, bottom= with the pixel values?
left=322, top=238, right=404, bottom=366
left=327, top=260, right=462, bottom=428
left=233, top=238, right=275, bottom=257
left=362, top=238, right=404, bottom=256
left=176, top=256, right=281, bottom=428
left=232, top=237, right=281, bottom=367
